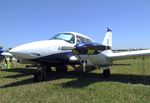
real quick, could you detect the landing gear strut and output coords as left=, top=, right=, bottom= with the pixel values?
left=81, top=60, right=87, bottom=72
left=34, top=65, right=68, bottom=82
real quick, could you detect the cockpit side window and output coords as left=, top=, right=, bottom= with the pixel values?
left=77, top=38, right=81, bottom=44
left=76, top=35, right=93, bottom=44
left=76, top=36, right=86, bottom=44
left=86, top=38, right=93, bottom=43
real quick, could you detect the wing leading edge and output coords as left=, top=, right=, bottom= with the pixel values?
left=104, top=49, right=150, bottom=61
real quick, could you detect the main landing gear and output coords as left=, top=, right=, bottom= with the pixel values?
left=33, top=65, right=111, bottom=82
left=102, top=66, right=110, bottom=77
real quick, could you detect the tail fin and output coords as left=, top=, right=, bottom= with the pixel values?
left=102, top=28, right=112, bottom=49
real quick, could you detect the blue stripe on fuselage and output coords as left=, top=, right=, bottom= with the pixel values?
left=32, top=51, right=79, bottom=65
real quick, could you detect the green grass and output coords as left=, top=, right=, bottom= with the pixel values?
left=0, top=58, right=150, bottom=103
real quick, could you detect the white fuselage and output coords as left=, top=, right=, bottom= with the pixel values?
left=9, top=32, right=110, bottom=66
left=10, top=40, right=74, bottom=59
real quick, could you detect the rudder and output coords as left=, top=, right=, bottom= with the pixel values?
left=102, top=28, right=112, bottom=49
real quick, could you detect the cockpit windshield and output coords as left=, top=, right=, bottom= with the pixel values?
left=50, top=33, right=75, bottom=44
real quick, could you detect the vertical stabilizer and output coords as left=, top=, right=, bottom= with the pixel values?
left=102, top=28, right=112, bottom=48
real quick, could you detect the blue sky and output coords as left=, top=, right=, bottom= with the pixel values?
left=0, top=0, right=150, bottom=49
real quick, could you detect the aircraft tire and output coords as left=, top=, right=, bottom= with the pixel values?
left=102, top=69, right=110, bottom=77
left=34, top=66, right=47, bottom=82
left=46, top=66, right=52, bottom=74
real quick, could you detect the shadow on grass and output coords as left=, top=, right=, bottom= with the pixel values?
left=61, top=72, right=150, bottom=88
left=0, top=78, right=34, bottom=89
left=0, top=68, right=150, bottom=88
left=0, top=68, right=35, bottom=79
left=0, top=68, right=35, bottom=75
left=0, top=68, right=35, bottom=88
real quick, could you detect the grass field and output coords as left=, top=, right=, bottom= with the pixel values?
left=0, top=58, right=150, bottom=103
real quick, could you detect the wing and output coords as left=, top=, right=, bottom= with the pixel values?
left=104, top=49, right=150, bottom=61
left=1, top=52, right=13, bottom=57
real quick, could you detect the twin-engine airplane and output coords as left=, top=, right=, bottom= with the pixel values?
left=7, top=28, right=150, bottom=82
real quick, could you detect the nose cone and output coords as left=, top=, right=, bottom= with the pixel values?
left=9, top=41, right=43, bottom=59
left=9, top=40, right=61, bottom=59
left=9, top=39, right=72, bottom=59
left=9, top=45, right=33, bottom=59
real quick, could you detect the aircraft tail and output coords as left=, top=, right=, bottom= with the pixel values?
left=102, top=28, right=112, bottom=49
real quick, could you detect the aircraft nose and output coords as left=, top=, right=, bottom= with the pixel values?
left=9, top=46, right=33, bottom=59
left=9, top=47, right=22, bottom=53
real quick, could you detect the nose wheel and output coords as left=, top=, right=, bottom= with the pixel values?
left=102, top=67, right=110, bottom=77
left=34, top=66, right=47, bottom=82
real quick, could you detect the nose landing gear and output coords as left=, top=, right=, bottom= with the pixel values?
left=34, top=66, right=48, bottom=82
left=102, top=66, right=110, bottom=77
